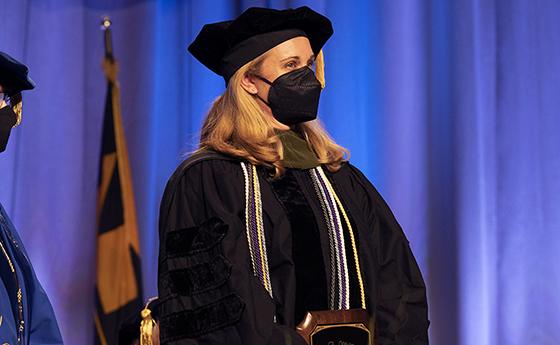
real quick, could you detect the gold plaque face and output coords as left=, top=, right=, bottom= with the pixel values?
left=311, top=323, right=372, bottom=345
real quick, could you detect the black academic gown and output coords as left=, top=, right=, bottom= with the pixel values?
left=157, top=151, right=429, bottom=345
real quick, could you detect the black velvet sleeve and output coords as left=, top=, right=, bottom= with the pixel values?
left=346, top=164, right=430, bottom=345
left=158, top=158, right=243, bottom=345
left=157, top=155, right=307, bottom=345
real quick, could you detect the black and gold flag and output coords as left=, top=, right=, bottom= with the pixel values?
left=95, top=18, right=143, bottom=345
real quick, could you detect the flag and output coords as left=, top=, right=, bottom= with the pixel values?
left=94, top=19, right=143, bottom=345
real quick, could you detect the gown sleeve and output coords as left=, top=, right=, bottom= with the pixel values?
left=347, top=165, right=430, bottom=345
left=21, top=241, right=64, bottom=345
left=157, top=157, right=307, bottom=345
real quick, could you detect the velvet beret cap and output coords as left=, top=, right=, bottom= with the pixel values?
left=188, top=6, right=333, bottom=84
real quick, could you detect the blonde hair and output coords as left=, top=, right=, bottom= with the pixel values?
left=198, top=55, right=348, bottom=177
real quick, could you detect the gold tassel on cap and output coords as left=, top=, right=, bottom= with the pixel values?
left=315, top=50, right=326, bottom=89
left=140, top=297, right=158, bottom=345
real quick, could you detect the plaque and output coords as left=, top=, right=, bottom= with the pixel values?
left=296, top=309, right=374, bottom=345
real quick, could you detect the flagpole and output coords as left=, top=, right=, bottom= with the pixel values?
left=101, top=16, right=114, bottom=61
left=101, top=17, right=118, bottom=84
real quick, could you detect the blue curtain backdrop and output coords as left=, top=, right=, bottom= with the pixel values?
left=1, top=0, right=559, bottom=344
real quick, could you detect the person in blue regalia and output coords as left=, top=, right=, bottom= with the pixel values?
left=0, top=51, right=63, bottom=345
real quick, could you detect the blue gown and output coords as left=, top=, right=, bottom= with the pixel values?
left=0, top=203, right=63, bottom=344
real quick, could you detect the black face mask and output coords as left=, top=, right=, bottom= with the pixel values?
left=0, top=105, right=17, bottom=153
left=256, top=66, right=322, bottom=126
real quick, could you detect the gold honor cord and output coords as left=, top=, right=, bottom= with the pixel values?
left=0, top=239, right=15, bottom=273
left=311, top=167, right=348, bottom=309
left=317, top=167, right=351, bottom=309
left=310, top=168, right=339, bottom=309
left=241, top=162, right=274, bottom=299
left=252, top=164, right=273, bottom=294
left=241, top=163, right=257, bottom=275
left=317, top=167, right=367, bottom=309
left=241, top=163, right=258, bottom=275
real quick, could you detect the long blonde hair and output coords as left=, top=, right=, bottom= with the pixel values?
left=198, top=54, right=348, bottom=177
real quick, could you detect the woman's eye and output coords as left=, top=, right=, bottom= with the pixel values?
left=285, top=61, right=297, bottom=69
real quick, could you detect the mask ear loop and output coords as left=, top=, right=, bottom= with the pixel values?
left=255, top=93, right=270, bottom=106
left=254, top=74, right=273, bottom=85
left=252, top=74, right=273, bottom=106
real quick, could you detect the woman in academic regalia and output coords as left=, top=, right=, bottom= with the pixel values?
left=157, top=6, right=429, bottom=345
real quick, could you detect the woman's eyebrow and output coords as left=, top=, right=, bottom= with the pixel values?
left=280, top=56, right=300, bottom=62
left=279, top=54, right=315, bottom=63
